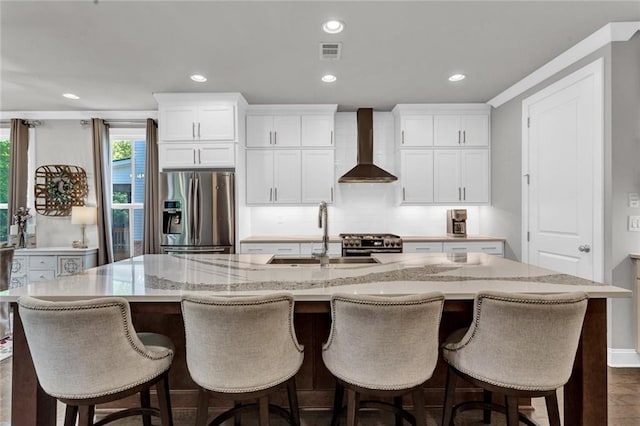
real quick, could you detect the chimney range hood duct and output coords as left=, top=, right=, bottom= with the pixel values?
left=338, top=108, right=398, bottom=183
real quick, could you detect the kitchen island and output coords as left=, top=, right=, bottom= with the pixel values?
left=0, top=253, right=629, bottom=426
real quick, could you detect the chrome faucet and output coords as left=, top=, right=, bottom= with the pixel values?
left=313, top=201, right=330, bottom=268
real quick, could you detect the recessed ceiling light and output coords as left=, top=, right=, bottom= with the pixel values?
left=190, top=74, right=207, bottom=83
left=62, top=93, right=80, bottom=100
left=322, top=20, right=344, bottom=34
left=322, top=74, right=337, bottom=83
left=448, top=74, right=466, bottom=82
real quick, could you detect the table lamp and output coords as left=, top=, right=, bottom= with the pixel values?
left=71, top=206, right=97, bottom=248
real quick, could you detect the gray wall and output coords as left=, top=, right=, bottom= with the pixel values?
left=481, top=34, right=640, bottom=351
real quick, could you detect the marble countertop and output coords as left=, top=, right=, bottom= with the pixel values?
left=240, top=235, right=505, bottom=243
left=0, top=253, right=629, bottom=302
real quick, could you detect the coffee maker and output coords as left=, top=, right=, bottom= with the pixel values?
left=447, top=209, right=467, bottom=237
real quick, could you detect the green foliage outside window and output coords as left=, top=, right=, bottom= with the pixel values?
left=112, top=140, right=132, bottom=161
left=0, top=140, right=9, bottom=242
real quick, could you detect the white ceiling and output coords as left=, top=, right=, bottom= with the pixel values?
left=1, top=0, right=639, bottom=112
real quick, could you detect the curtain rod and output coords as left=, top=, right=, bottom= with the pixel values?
left=80, top=119, right=149, bottom=127
left=0, top=119, right=43, bottom=127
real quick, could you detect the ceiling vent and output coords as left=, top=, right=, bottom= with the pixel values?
left=320, top=42, right=342, bottom=60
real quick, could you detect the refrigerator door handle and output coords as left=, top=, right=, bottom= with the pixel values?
left=187, top=177, right=195, bottom=241
left=194, top=178, right=202, bottom=244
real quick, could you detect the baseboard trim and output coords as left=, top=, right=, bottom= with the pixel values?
left=608, top=348, right=640, bottom=367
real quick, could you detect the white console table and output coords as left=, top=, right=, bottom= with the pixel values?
left=10, top=247, right=98, bottom=288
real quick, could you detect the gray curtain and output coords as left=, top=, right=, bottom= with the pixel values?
left=143, top=118, right=160, bottom=254
left=92, top=118, right=114, bottom=265
left=8, top=119, right=29, bottom=224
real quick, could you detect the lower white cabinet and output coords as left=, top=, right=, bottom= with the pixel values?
left=10, top=247, right=98, bottom=288
left=158, top=142, right=235, bottom=170
left=241, top=242, right=340, bottom=256
left=403, top=242, right=444, bottom=253
left=443, top=241, right=504, bottom=256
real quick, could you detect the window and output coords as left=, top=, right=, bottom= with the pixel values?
left=0, top=128, right=9, bottom=242
left=110, top=129, right=146, bottom=261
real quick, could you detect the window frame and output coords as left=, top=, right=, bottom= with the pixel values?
left=0, top=128, right=9, bottom=242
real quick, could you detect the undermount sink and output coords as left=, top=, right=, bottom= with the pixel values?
left=268, top=256, right=379, bottom=265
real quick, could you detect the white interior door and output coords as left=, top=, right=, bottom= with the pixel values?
left=523, top=59, right=603, bottom=281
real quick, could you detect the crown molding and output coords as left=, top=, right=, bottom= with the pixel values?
left=0, top=111, right=158, bottom=120
left=488, top=21, right=640, bottom=108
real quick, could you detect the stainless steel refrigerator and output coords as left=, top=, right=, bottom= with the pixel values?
left=159, top=171, right=235, bottom=254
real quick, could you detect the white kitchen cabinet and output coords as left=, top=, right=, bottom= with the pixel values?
left=301, top=115, right=334, bottom=146
left=434, top=149, right=489, bottom=203
left=403, top=242, right=444, bottom=253
left=246, top=115, right=301, bottom=147
left=246, top=150, right=301, bottom=204
left=10, top=247, right=98, bottom=288
left=399, top=115, right=433, bottom=146
left=434, top=114, right=489, bottom=147
left=158, top=142, right=235, bottom=169
left=300, top=242, right=341, bottom=256
left=443, top=241, right=504, bottom=256
left=301, top=150, right=334, bottom=203
left=400, top=150, right=434, bottom=203
left=241, top=243, right=300, bottom=255
left=159, top=104, right=236, bottom=142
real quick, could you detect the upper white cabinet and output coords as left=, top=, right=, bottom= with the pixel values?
left=301, top=150, right=335, bottom=203
left=246, top=150, right=301, bottom=204
left=400, top=150, right=434, bottom=203
left=246, top=105, right=337, bottom=147
left=434, top=114, right=489, bottom=146
left=434, top=149, right=489, bottom=203
left=399, top=115, right=434, bottom=146
left=160, top=104, right=234, bottom=141
left=158, top=143, right=235, bottom=169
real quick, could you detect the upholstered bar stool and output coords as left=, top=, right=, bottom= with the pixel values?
left=441, top=291, right=588, bottom=426
left=17, top=296, right=175, bottom=426
left=181, top=293, right=304, bottom=426
left=322, top=292, right=445, bottom=426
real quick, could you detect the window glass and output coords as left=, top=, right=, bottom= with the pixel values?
left=0, top=130, right=9, bottom=242
left=112, top=208, right=130, bottom=262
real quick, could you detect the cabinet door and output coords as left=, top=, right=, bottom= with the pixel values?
left=273, top=150, right=301, bottom=203
left=403, top=242, right=444, bottom=253
left=301, top=150, right=334, bottom=203
left=197, top=143, right=236, bottom=168
left=198, top=105, right=235, bottom=141
left=434, top=115, right=462, bottom=146
left=400, top=115, right=433, bottom=146
left=158, top=144, right=196, bottom=169
left=246, top=150, right=274, bottom=204
left=242, top=243, right=300, bottom=254
left=461, top=115, right=489, bottom=146
left=400, top=150, right=434, bottom=203
left=434, top=150, right=462, bottom=203
left=461, top=149, right=489, bottom=202
left=159, top=105, right=198, bottom=140
left=246, top=116, right=274, bottom=147
left=302, top=115, right=334, bottom=146
left=58, top=256, right=84, bottom=276
left=273, top=116, right=301, bottom=147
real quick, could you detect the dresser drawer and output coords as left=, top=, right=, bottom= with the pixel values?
left=28, top=270, right=55, bottom=283
left=29, top=256, right=57, bottom=271
left=11, top=256, right=28, bottom=277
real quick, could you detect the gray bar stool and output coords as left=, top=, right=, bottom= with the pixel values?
left=322, top=292, right=445, bottom=426
left=441, top=291, right=588, bottom=426
left=18, top=296, right=175, bottom=426
left=181, top=293, right=304, bottom=426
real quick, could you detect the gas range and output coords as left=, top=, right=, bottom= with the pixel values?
left=340, top=233, right=403, bottom=256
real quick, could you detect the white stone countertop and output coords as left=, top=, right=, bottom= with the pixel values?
left=0, top=253, right=629, bottom=302
left=240, top=235, right=505, bottom=243
left=630, top=253, right=640, bottom=260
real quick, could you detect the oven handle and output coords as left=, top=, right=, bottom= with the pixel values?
left=343, top=248, right=403, bottom=256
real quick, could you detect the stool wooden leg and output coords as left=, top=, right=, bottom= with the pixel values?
left=482, top=390, right=492, bottom=424
left=141, top=388, right=152, bottom=426
left=259, top=396, right=270, bottom=426
left=412, top=388, right=427, bottom=426
left=346, top=389, right=359, bottom=426
left=441, top=366, right=457, bottom=426
left=331, top=381, right=345, bottom=426
left=287, top=377, right=301, bottom=426
left=78, top=405, right=95, bottom=426
left=195, top=388, right=210, bottom=426
left=64, top=405, right=78, bottom=426
left=545, top=391, right=561, bottom=426
left=505, top=396, right=519, bottom=426
left=156, top=373, right=174, bottom=426
left=394, top=396, right=403, bottom=426
left=234, top=401, right=241, bottom=426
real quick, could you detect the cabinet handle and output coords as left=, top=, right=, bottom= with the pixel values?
left=193, top=149, right=196, bottom=164
left=451, top=247, right=466, bottom=251
left=458, top=130, right=461, bottom=144
left=463, top=187, right=466, bottom=200
left=458, top=187, right=461, bottom=200
left=402, top=130, right=405, bottom=144
left=274, top=131, right=277, bottom=145
left=463, top=130, right=466, bottom=144
left=331, top=187, right=334, bottom=202
left=198, top=149, right=201, bottom=164
left=403, top=187, right=406, bottom=201
left=192, top=122, right=195, bottom=139
left=269, top=188, right=273, bottom=201
left=331, top=130, right=334, bottom=145
left=269, top=131, right=273, bottom=145
left=198, top=122, right=201, bottom=138
left=274, top=187, right=278, bottom=201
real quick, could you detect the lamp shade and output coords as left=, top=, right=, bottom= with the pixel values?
left=71, top=206, right=97, bottom=225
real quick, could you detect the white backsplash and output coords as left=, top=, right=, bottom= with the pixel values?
left=245, top=112, right=480, bottom=237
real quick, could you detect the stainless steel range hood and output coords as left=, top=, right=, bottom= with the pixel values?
left=338, top=108, right=398, bottom=183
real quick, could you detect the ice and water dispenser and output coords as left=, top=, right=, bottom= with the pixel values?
left=162, top=201, right=182, bottom=235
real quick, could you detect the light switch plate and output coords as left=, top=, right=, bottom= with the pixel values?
left=629, top=193, right=640, bottom=208
left=629, top=216, right=640, bottom=231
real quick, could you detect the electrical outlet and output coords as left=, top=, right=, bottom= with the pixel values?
left=629, top=216, right=640, bottom=231
left=629, top=193, right=640, bottom=208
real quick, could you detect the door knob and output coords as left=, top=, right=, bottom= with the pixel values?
left=578, top=244, right=591, bottom=253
